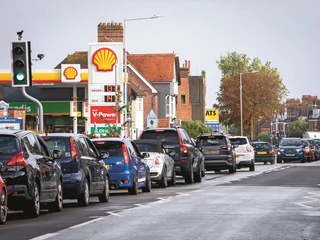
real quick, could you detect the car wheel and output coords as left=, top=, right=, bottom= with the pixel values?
left=0, top=189, right=7, bottom=225
left=249, top=161, right=255, bottom=171
left=98, top=176, right=110, bottom=203
left=24, top=183, right=40, bottom=218
left=184, top=164, right=194, bottom=184
left=214, top=170, right=221, bottom=173
left=168, top=167, right=176, bottom=186
left=48, top=180, right=63, bottom=212
left=77, top=179, right=90, bottom=207
left=142, top=172, right=152, bottom=193
left=128, top=175, right=139, bottom=195
left=194, top=164, right=202, bottom=182
left=270, top=160, right=275, bottom=165
left=159, top=167, right=168, bottom=188
left=229, top=164, right=236, bottom=174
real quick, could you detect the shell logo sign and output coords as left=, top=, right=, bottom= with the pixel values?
left=92, top=48, right=117, bottom=72
left=61, top=64, right=81, bottom=83
left=63, top=67, right=78, bottom=80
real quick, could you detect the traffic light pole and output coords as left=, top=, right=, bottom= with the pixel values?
left=21, top=87, right=43, bottom=132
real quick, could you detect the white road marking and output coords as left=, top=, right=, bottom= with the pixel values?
left=106, top=211, right=121, bottom=217
left=29, top=233, right=60, bottom=240
left=134, top=203, right=149, bottom=208
left=69, top=217, right=104, bottom=229
left=176, top=192, right=190, bottom=196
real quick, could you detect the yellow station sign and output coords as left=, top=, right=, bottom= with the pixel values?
left=204, top=109, right=219, bottom=122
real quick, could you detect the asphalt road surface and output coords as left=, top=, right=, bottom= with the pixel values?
left=1, top=161, right=320, bottom=240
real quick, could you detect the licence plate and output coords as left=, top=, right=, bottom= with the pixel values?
left=257, top=152, right=267, bottom=154
left=236, top=155, right=240, bottom=158
left=206, top=150, right=219, bottom=154
left=286, top=154, right=295, bottom=157
left=105, top=164, right=110, bottom=170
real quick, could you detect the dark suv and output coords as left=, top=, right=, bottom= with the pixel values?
left=139, top=127, right=205, bottom=184
left=196, top=133, right=237, bottom=173
left=41, top=133, right=110, bottom=206
left=0, top=130, right=63, bottom=218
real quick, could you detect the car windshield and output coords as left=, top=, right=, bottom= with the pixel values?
left=280, top=139, right=302, bottom=146
left=197, top=135, right=226, bottom=146
left=229, top=137, right=247, bottom=145
left=0, top=136, right=19, bottom=156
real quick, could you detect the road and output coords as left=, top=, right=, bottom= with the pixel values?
left=1, top=161, right=320, bottom=240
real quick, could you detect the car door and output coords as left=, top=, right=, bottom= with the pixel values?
left=129, top=141, right=147, bottom=184
left=181, top=130, right=198, bottom=170
left=85, top=137, right=106, bottom=191
left=22, top=133, right=53, bottom=201
left=77, top=137, right=98, bottom=192
left=162, top=147, right=174, bottom=179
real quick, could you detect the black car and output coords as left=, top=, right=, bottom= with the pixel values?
left=0, top=130, right=63, bottom=218
left=252, top=141, right=275, bottom=164
left=139, top=127, right=205, bottom=184
left=40, top=133, right=110, bottom=206
left=196, top=133, right=237, bottom=173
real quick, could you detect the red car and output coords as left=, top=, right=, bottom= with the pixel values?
left=0, top=162, right=8, bottom=225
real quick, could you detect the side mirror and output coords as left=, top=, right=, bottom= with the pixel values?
left=52, top=149, right=62, bottom=159
left=100, top=151, right=109, bottom=159
left=232, top=144, right=239, bottom=148
left=275, top=144, right=279, bottom=148
left=0, top=162, right=4, bottom=173
left=168, top=151, right=175, bottom=157
left=142, top=152, right=150, bottom=158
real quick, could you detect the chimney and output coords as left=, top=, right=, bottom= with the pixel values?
left=97, top=22, right=124, bottom=42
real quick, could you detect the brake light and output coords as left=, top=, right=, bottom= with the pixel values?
left=180, top=144, right=188, bottom=154
left=69, top=137, right=78, bottom=160
left=246, top=145, right=252, bottom=152
left=269, top=150, right=275, bottom=155
left=155, top=156, right=161, bottom=165
left=7, top=152, right=29, bottom=167
left=122, top=144, right=130, bottom=164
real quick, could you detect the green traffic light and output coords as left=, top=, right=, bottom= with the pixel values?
left=16, top=72, right=25, bottom=81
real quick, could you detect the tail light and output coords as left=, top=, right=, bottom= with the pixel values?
left=180, top=145, right=188, bottom=154
left=122, top=144, right=130, bottom=164
left=69, top=137, right=78, bottom=160
left=221, top=145, right=232, bottom=151
left=246, top=145, right=252, bottom=152
left=7, top=152, right=29, bottom=167
left=154, top=156, right=162, bottom=165
left=269, top=150, right=275, bottom=155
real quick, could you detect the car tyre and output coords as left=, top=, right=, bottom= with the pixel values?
left=48, top=180, right=63, bottom=212
left=229, top=164, right=236, bottom=174
left=78, top=179, right=90, bottom=207
left=249, top=161, right=255, bottom=171
left=159, top=167, right=168, bottom=188
left=194, top=164, right=202, bottom=182
left=184, top=164, right=194, bottom=184
left=142, top=172, right=152, bottom=193
left=24, top=183, right=40, bottom=218
left=98, top=176, right=110, bottom=203
left=168, top=167, right=176, bottom=186
left=128, top=174, right=139, bottom=195
left=0, top=189, right=7, bottom=225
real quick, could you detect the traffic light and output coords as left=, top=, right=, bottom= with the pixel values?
left=11, top=41, right=32, bottom=87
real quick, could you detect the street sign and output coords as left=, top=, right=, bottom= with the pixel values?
left=204, top=109, right=219, bottom=122
left=270, top=134, right=274, bottom=139
left=206, top=122, right=220, bottom=133
left=147, top=109, right=158, bottom=128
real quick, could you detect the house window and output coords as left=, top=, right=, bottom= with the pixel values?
left=166, top=95, right=170, bottom=116
left=181, top=95, right=186, bottom=104
left=138, top=98, right=142, bottom=111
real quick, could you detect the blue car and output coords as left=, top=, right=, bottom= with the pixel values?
left=91, top=138, right=151, bottom=195
left=276, top=138, right=306, bottom=163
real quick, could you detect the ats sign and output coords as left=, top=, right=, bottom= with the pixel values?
left=90, top=105, right=120, bottom=124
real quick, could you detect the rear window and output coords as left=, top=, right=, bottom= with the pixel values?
left=253, top=142, right=271, bottom=150
left=135, top=142, right=161, bottom=152
left=197, top=135, right=226, bottom=146
left=140, top=130, right=179, bottom=145
left=93, top=141, right=123, bottom=157
left=229, top=137, right=248, bottom=145
left=0, top=136, right=19, bottom=157
left=41, top=136, right=71, bottom=157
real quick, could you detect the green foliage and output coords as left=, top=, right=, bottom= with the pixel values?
left=256, top=132, right=270, bottom=142
left=181, top=120, right=212, bottom=139
left=214, top=51, right=289, bottom=136
left=290, top=120, right=308, bottom=137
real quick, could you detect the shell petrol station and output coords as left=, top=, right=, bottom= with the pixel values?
left=0, top=41, right=125, bottom=136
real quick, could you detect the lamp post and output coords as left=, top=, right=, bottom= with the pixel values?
left=240, top=71, right=259, bottom=136
left=123, top=15, right=162, bottom=137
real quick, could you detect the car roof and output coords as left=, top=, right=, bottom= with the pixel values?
left=91, top=137, right=128, bottom=142
left=228, top=136, right=248, bottom=139
left=0, top=129, right=35, bottom=138
left=39, top=133, right=87, bottom=139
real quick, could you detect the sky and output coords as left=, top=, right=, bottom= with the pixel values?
left=1, top=0, right=319, bottom=108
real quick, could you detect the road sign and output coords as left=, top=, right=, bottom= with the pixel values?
left=206, top=122, right=220, bottom=133
left=204, top=109, right=219, bottom=122
left=147, top=109, right=158, bottom=128
left=270, top=134, right=274, bottom=139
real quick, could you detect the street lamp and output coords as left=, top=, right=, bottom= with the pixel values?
left=240, top=71, right=259, bottom=136
left=123, top=15, right=162, bottom=137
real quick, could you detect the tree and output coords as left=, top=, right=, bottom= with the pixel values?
left=256, top=132, right=271, bottom=142
left=181, top=120, right=212, bottom=139
left=214, top=52, right=289, bottom=136
left=289, top=120, right=308, bottom=137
